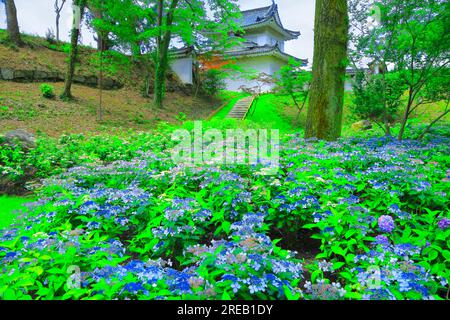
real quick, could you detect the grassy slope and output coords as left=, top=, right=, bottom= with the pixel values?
left=0, top=30, right=223, bottom=136
left=0, top=30, right=143, bottom=88
left=219, top=91, right=450, bottom=134
left=0, top=81, right=220, bottom=136
left=209, top=93, right=297, bottom=132
left=245, top=94, right=298, bottom=132
left=0, top=196, right=33, bottom=229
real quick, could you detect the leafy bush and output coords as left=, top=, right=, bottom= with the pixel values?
left=350, top=72, right=407, bottom=135
left=40, top=83, right=56, bottom=99
left=201, top=69, right=226, bottom=97
left=276, top=59, right=311, bottom=116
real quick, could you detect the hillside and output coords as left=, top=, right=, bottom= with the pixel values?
left=0, top=30, right=221, bottom=136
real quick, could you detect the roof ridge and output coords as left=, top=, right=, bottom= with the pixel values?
left=240, top=5, right=272, bottom=14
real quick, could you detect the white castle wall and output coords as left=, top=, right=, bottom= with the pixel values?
left=224, top=55, right=286, bottom=92
left=170, top=56, right=193, bottom=85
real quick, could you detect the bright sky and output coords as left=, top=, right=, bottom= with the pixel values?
left=0, top=0, right=315, bottom=66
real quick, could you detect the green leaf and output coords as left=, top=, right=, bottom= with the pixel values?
left=442, top=250, right=450, bottom=261
left=27, top=266, right=44, bottom=276
left=283, top=285, right=300, bottom=300
left=221, top=291, right=231, bottom=300
left=345, top=292, right=362, bottom=300
left=333, top=262, right=345, bottom=270
left=311, top=270, right=322, bottom=283
left=428, top=250, right=439, bottom=261
left=332, top=246, right=346, bottom=257
left=16, top=279, right=35, bottom=287
left=221, top=221, right=231, bottom=234
left=345, top=229, right=356, bottom=239
left=2, top=288, right=16, bottom=300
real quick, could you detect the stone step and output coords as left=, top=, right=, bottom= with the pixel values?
left=226, top=96, right=255, bottom=120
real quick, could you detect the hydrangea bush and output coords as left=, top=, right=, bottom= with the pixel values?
left=0, top=130, right=449, bottom=300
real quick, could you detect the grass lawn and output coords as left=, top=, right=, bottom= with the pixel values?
left=209, top=93, right=299, bottom=132
left=245, top=94, right=301, bottom=132
left=240, top=91, right=450, bottom=134
left=0, top=196, right=34, bottom=229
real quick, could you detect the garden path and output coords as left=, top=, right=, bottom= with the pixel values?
left=226, top=96, right=255, bottom=120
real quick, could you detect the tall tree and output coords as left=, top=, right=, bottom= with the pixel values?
left=154, top=0, right=179, bottom=108
left=153, top=0, right=240, bottom=108
left=90, top=0, right=240, bottom=107
left=349, top=0, right=450, bottom=140
left=278, top=60, right=312, bottom=121
left=86, top=0, right=111, bottom=51
left=3, top=0, right=23, bottom=46
left=386, top=0, right=449, bottom=140
left=61, top=0, right=86, bottom=99
left=54, top=0, right=66, bottom=42
left=305, top=0, right=349, bottom=141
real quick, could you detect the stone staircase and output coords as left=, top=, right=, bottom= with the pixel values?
left=226, top=96, right=255, bottom=120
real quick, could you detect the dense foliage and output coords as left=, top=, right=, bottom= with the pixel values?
left=0, top=127, right=449, bottom=300
left=349, top=0, right=450, bottom=140
left=200, top=69, right=227, bottom=97
left=277, top=60, right=311, bottom=118
left=350, top=72, right=407, bottom=135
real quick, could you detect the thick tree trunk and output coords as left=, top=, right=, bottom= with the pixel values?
left=154, top=39, right=170, bottom=108
left=153, top=0, right=179, bottom=108
left=153, top=0, right=165, bottom=107
left=96, top=33, right=109, bottom=51
left=305, top=0, right=349, bottom=141
left=5, top=0, right=23, bottom=46
left=61, top=4, right=85, bottom=99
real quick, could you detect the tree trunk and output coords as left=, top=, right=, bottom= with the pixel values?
left=154, top=0, right=165, bottom=106
left=305, top=0, right=349, bottom=141
left=153, top=0, right=179, bottom=108
left=91, top=5, right=110, bottom=52
left=56, top=13, right=60, bottom=42
left=96, top=32, right=109, bottom=51
left=397, top=87, right=415, bottom=141
left=5, top=0, right=23, bottom=46
left=61, top=4, right=85, bottom=99
left=55, top=0, right=66, bottom=42
left=385, top=123, right=391, bottom=136
left=154, top=44, right=170, bottom=108
left=418, top=106, right=450, bottom=140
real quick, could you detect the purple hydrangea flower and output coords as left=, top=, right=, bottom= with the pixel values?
left=374, top=235, right=390, bottom=247
left=438, top=218, right=450, bottom=230
left=378, top=215, right=395, bottom=233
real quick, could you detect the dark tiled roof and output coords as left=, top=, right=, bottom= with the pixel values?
left=236, top=3, right=300, bottom=39
left=169, top=46, right=194, bottom=58
left=236, top=6, right=272, bottom=26
left=225, top=44, right=308, bottom=65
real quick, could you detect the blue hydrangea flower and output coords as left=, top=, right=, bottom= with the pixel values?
left=374, top=235, right=390, bottom=247
left=378, top=215, right=395, bottom=233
